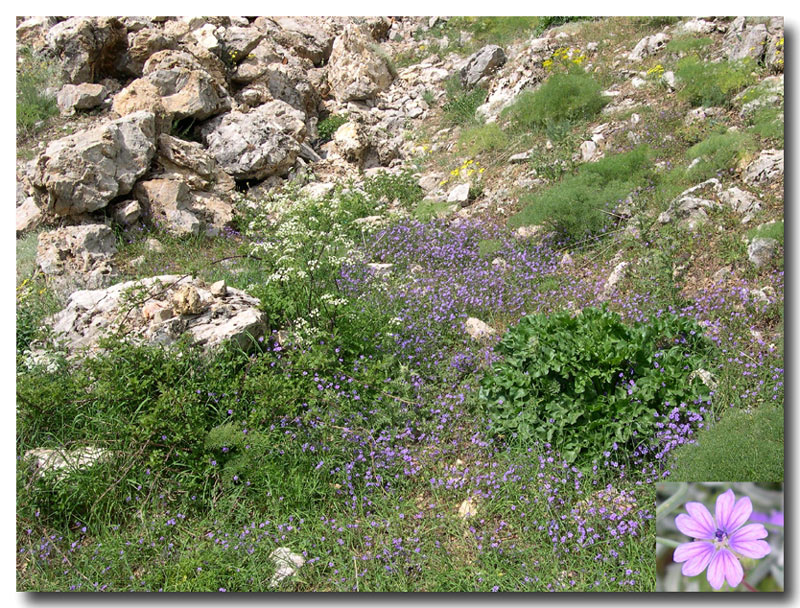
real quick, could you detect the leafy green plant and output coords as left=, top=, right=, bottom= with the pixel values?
left=747, top=106, right=784, bottom=145
left=665, top=36, right=713, bottom=57
left=667, top=405, right=783, bottom=481
left=16, top=47, right=60, bottom=137
left=317, top=114, right=348, bottom=142
left=675, top=56, right=757, bottom=108
left=503, top=70, right=608, bottom=134
left=362, top=169, right=424, bottom=209
left=510, top=146, right=653, bottom=242
left=479, top=306, right=713, bottom=466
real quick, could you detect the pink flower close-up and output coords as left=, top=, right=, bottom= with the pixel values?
left=673, top=489, right=771, bottom=590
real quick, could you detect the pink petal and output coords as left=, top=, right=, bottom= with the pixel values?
left=676, top=502, right=715, bottom=540
left=715, top=490, right=752, bottom=533
left=674, top=541, right=715, bottom=577
left=685, top=502, right=716, bottom=536
left=707, top=548, right=743, bottom=590
left=729, top=524, right=771, bottom=558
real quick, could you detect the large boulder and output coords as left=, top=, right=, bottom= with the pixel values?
left=628, top=33, right=669, bottom=61
left=269, top=16, right=335, bottom=66
left=327, top=25, right=394, bottom=102
left=56, top=83, right=108, bottom=114
left=32, top=111, right=156, bottom=216
left=112, top=50, right=231, bottom=121
left=200, top=103, right=304, bottom=180
left=125, top=27, right=178, bottom=76
left=36, top=224, right=117, bottom=279
left=743, top=149, right=784, bottom=185
left=46, top=275, right=266, bottom=354
left=45, top=16, right=128, bottom=84
left=723, top=17, right=768, bottom=62
left=156, top=134, right=236, bottom=192
left=747, top=237, right=780, bottom=268
left=460, top=45, right=506, bottom=89
left=16, top=16, right=60, bottom=51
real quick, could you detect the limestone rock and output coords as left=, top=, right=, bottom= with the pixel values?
left=460, top=44, right=506, bottom=88
left=747, top=237, right=779, bottom=268
left=465, top=317, right=495, bottom=341
left=32, top=111, right=156, bottom=216
left=327, top=24, right=394, bottom=102
left=46, top=16, right=128, bottom=83
left=458, top=497, right=478, bottom=518
left=269, top=547, right=305, bottom=588
left=723, top=18, right=767, bottom=62
left=200, top=105, right=303, bottom=180
left=599, top=261, right=629, bottom=301
left=111, top=200, right=142, bottom=227
left=628, top=33, right=669, bottom=61
left=113, top=50, right=231, bottom=121
left=332, top=121, right=369, bottom=164
left=172, top=284, right=207, bottom=315
left=156, top=134, right=236, bottom=193
left=16, top=197, right=42, bottom=235
left=36, top=224, right=117, bottom=277
left=126, top=27, right=177, bottom=76
left=719, top=187, right=762, bottom=223
left=742, top=149, right=784, bottom=185
left=447, top=183, right=471, bottom=205
left=25, top=446, right=109, bottom=481
left=56, top=83, right=107, bottom=114
left=16, top=16, right=59, bottom=51
left=46, top=275, right=266, bottom=355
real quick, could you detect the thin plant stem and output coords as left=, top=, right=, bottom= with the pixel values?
left=655, top=536, right=681, bottom=548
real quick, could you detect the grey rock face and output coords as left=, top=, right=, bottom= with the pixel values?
left=32, top=111, right=156, bottom=216
left=628, top=33, right=669, bottom=61
left=56, top=83, right=108, bottom=114
left=460, top=45, right=507, bottom=88
left=743, top=149, right=784, bottom=185
left=747, top=237, right=780, bottom=268
left=36, top=224, right=118, bottom=276
left=46, top=16, right=128, bottom=84
left=46, top=275, right=266, bottom=355
left=201, top=105, right=303, bottom=180
left=327, top=25, right=394, bottom=102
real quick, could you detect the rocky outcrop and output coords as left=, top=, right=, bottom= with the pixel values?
left=36, top=224, right=118, bottom=288
left=32, top=111, right=156, bottom=216
left=201, top=103, right=304, bottom=180
left=112, top=50, right=231, bottom=122
left=47, top=275, right=266, bottom=355
left=327, top=24, right=394, bottom=102
left=460, top=45, right=506, bottom=89
left=723, top=17, right=768, bottom=62
left=743, top=149, right=784, bottom=185
left=628, top=33, right=669, bottom=61
left=658, top=179, right=723, bottom=230
left=56, top=83, right=108, bottom=114
left=45, top=16, right=128, bottom=84
left=747, top=237, right=780, bottom=268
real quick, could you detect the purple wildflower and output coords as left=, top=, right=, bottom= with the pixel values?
left=673, top=489, right=770, bottom=590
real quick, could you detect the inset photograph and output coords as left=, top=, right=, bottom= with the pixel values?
left=656, top=482, right=783, bottom=591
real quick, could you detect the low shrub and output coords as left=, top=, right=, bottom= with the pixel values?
left=509, top=146, right=652, bottom=242
left=685, top=130, right=757, bottom=181
left=748, top=220, right=784, bottom=245
left=503, top=70, right=608, bottom=134
left=675, top=56, right=756, bottom=108
left=317, top=114, right=348, bottom=142
left=747, top=106, right=784, bottom=145
left=457, top=123, right=509, bottom=156
left=479, top=306, right=714, bottom=466
left=665, top=36, right=713, bottom=57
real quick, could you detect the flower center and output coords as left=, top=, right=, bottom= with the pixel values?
left=714, top=528, right=726, bottom=542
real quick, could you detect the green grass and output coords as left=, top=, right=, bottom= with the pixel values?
left=317, top=114, right=349, bottom=142
left=16, top=46, right=60, bottom=137
left=668, top=405, right=783, bottom=481
left=457, top=123, right=509, bottom=156
left=748, top=221, right=784, bottom=245
left=442, top=75, right=487, bottom=126
left=665, top=36, right=713, bottom=57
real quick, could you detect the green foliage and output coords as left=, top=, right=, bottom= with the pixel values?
left=16, top=279, right=61, bottom=355
left=675, top=56, right=757, bottom=108
left=748, top=221, right=784, bottom=245
left=668, top=405, right=783, bottom=481
left=479, top=306, right=713, bottom=466
left=457, top=123, right=509, bottom=156
left=503, top=71, right=608, bottom=134
left=685, top=130, right=757, bottom=181
left=510, top=146, right=653, bottom=242
left=414, top=199, right=454, bottom=221
left=362, top=169, right=424, bottom=209
left=665, top=36, right=713, bottom=57
left=442, top=75, right=487, bottom=125
left=16, top=46, right=60, bottom=136
left=747, top=106, right=784, bottom=145
left=317, top=114, right=348, bottom=142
